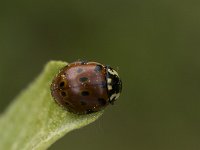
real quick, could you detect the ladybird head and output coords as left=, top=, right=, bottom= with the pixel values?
left=106, top=66, right=122, bottom=104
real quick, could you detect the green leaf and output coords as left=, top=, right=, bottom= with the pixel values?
left=0, top=61, right=103, bottom=150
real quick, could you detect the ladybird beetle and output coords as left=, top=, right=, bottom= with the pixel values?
left=50, top=60, right=122, bottom=114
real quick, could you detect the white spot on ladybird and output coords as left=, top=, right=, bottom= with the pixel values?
left=110, top=93, right=120, bottom=102
left=107, top=78, right=112, bottom=84
left=108, top=68, right=119, bottom=76
left=108, top=85, right=112, bottom=90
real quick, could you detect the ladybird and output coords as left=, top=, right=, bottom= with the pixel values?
left=50, top=60, right=122, bottom=114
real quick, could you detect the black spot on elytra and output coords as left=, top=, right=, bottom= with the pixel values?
left=81, top=91, right=90, bottom=96
left=80, top=101, right=87, bottom=105
left=94, top=65, right=103, bottom=72
left=61, top=91, right=67, bottom=97
left=98, top=98, right=107, bottom=106
left=59, top=81, right=65, bottom=88
left=77, top=68, right=83, bottom=73
left=65, top=102, right=69, bottom=105
left=79, top=77, right=88, bottom=82
left=86, top=109, right=95, bottom=114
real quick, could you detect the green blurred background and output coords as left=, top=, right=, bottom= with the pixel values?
left=1, top=0, right=200, bottom=150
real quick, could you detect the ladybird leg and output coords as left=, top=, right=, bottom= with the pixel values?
left=109, top=99, right=116, bottom=105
